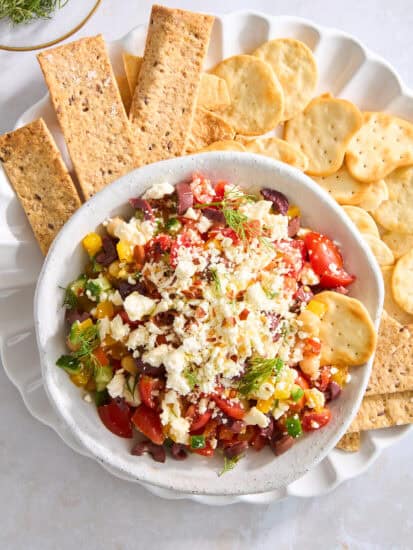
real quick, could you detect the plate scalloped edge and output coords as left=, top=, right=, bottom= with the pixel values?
left=0, top=10, right=411, bottom=506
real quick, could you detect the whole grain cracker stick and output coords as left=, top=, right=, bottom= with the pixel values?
left=129, top=5, right=214, bottom=164
left=38, top=35, right=139, bottom=200
left=0, top=119, right=81, bottom=254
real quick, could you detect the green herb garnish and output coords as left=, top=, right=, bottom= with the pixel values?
left=209, top=267, right=222, bottom=294
left=165, top=217, right=182, bottom=234
left=286, top=416, right=302, bottom=438
left=238, top=357, right=284, bottom=396
left=183, top=367, right=198, bottom=390
left=0, top=0, right=68, bottom=25
left=219, top=454, right=244, bottom=476
left=263, top=287, right=278, bottom=300
left=290, top=385, right=304, bottom=403
left=69, top=322, right=100, bottom=359
left=63, top=274, right=86, bottom=309
left=85, top=280, right=101, bottom=299
left=190, top=435, right=206, bottom=449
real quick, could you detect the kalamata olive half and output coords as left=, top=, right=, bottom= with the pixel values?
left=224, top=441, right=248, bottom=458
left=128, top=197, right=154, bottom=221
left=171, top=443, right=188, bottom=460
left=131, top=440, right=166, bottom=463
left=176, top=182, right=193, bottom=215
left=260, top=188, right=289, bottom=215
left=271, top=435, right=295, bottom=456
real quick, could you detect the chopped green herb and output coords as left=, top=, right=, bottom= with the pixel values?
left=263, top=287, right=278, bottom=299
left=223, top=208, right=249, bottom=241
left=0, top=0, right=68, bottom=25
left=56, top=355, right=81, bottom=374
left=91, top=257, right=103, bottom=274
left=219, top=453, right=244, bottom=476
left=63, top=275, right=87, bottom=309
left=69, top=322, right=100, bottom=359
left=286, top=416, right=302, bottom=438
left=85, top=280, right=101, bottom=299
left=190, top=435, right=206, bottom=449
left=183, top=367, right=198, bottom=390
left=238, top=357, right=284, bottom=396
left=209, top=267, right=222, bottom=294
left=290, top=385, right=304, bottom=403
left=259, top=235, right=274, bottom=250
left=94, top=389, right=110, bottom=407
left=165, top=217, right=182, bottom=234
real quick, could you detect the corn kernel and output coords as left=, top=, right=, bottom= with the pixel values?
left=82, top=233, right=103, bottom=257
left=108, top=261, right=121, bottom=278
left=306, top=299, right=327, bottom=317
left=257, top=397, right=275, bottom=413
left=116, top=240, right=133, bottom=263
left=287, top=205, right=301, bottom=218
left=121, top=354, right=138, bottom=375
left=95, top=300, right=114, bottom=319
left=304, top=388, right=325, bottom=411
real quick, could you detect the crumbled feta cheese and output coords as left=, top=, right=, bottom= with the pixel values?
left=127, top=326, right=149, bottom=349
left=110, top=314, right=130, bottom=341
left=300, top=264, right=320, bottom=286
left=245, top=282, right=274, bottom=311
left=255, top=381, right=275, bottom=400
left=142, top=344, right=169, bottom=367
left=124, top=292, right=156, bottom=321
left=109, top=290, right=123, bottom=306
left=123, top=377, right=141, bottom=407
left=244, top=406, right=270, bottom=428
left=183, top=207, right=199, bottom=221
left=273, top=401, right=290, bottom=420
left=143, top=182, right=174, bottom=200
left=175, top=260, right=197, bottom=279
left=109, top=217, right=154, bottom=246
left=98, top=317, right=110, bottom=341
left=197, top=215, right=213, bottom=234
left=107, top=371, right=125, bottom=399
left=83, top=393, right=92, bottom=403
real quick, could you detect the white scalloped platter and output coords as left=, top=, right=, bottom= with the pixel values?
left=1, top=10, right=411, bottom=506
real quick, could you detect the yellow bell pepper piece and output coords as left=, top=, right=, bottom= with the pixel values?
left=331, top=366, right=349, bottom=387
left=77, top=318, right=93, bottom=331
left=287, top=205, right=301, bottom=218
left=116, top=240, right=133, bottom=263
left=256, top=397, right=275, bottom=414
left=82, top=232, right=103, bottom=257
left=273, top=383, right=291, bottom=400
left=306, top=299, right=327, bottom=317
left=304, top=388, right=325, bottom=411
left=70, top=367, right=90, bottom=388
left=95, top=300, right=114, bottom=319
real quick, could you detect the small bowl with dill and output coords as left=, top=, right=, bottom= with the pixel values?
left=35, top=152, right=383, bottom=496
left=0, top=0, right=101, bottom=52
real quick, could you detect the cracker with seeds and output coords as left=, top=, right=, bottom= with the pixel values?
left=315, top=291, right=377, bottom=366
left=373, top=165, right=413, bottom=234
left=284, top=94, right=362, bottom=176
left=186, top=108, right=235, bottom=153
left=392, top=249, right=413, bottom=314
left=336, top=432, right=361, bottom=452
left=342, top=205, right=380, bottom=238
left=38, top=35, right=139, bottom=200
left=349, top=390, right=413, bottom=432
left=313, top=165, right=370, bottom=205
left=211, top=55, right=284, bottom=135
left=198, top=140, right=245, bottom=152
left=197, top=73, right=231, bottom=111
left=381, top=267, right=413, bottom=325
left=382, top=232, right=413, bottom=260
left=356, top=178, right=388, bottom=211
left=362, top=234, right=394, bottom=266
left=346, top=112, right=413, bottom=182
left=253, top=38, right=317, bottom=121
left=129, top=5, right=214, bottom=164
left=0, top=119, right=81, bottom=255
left=242, top=136, right=309, bottom=171
left=122, top=53, right=143, bottom=96
left=365, top=311, right=413, bottom=396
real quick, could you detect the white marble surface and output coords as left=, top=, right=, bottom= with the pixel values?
left=1, top=0, right=412, bottom=548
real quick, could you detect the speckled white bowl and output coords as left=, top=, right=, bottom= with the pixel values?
left=34, top=153, right=383, bottom=496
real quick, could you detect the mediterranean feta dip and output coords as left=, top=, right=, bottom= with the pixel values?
left=57, top=174, right=354, bottom=470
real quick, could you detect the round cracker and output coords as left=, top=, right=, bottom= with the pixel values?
left=198, top=140, right=246, bottom=152
left=381, top=266, right=413, bottom=325
left=313, top=165, right=369, bottom=205
left=392, top=249, right=413, bottom=314
left=356, top=179, right=388, bottom=211
left=284, top=94, right=362, bottom=176
left=253, top=38, right=317, bottom=121
left=342, top=205, right=380, bottom=238
left=362, top=234, right=394, bottom=266
left=243, top=137, right=309, bottom=170
left=316, top=291, right=377, bottom=366
left=211, top=55, right=284, bottom=135
left=382, top=232, right=413, bottom=259
left=373, top=166, right=413, bottom=234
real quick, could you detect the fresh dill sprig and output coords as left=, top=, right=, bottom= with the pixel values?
left=209, top=267, right=222, bottom=294
left=238, top=356, right=284, bottom=396
left=63, top=287, right=77, bottom=309
left=259, top=235, right=274, bottom=251
left=219, top=454, right=244, bottom=476
left=0, top=0, right=69, bottom=25
left=71, top=324, right=100, bottom=359
left=223, top=208, right=249, bottom=241
left=183, top=367, right=198, bottom=390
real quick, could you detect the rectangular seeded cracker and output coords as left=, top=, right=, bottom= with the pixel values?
left=0, top=119, right=81, bottom=255
left=336, top=432, right=361, bottom=452
left=366, top=311, right=413, bottom=396
left=129, top=5, right=214, bottom=164
left=349, top=390, right=413, bottom=432
left=37, top=35, right=138, bottom=200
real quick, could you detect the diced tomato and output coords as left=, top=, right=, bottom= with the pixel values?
left=192, top=444, right=215, bottom=457
left=218, top=425, right=236, bottom=441
left=98, top=398, right=133, bottom=438
left=119, top=310, right=141, bottom=329
left=319, top=268, right=355, bottom=288
left=302, top=408, right=332, bottom=432
left=186, top=405, right=213, bottom=433
left=132, top=404, right=165, bottom=445
left=211, top=394, right=245, bottom=420
left=191, top=174, right=216, bottom=204
left=170, top=232, right=193, bottom=268
left=208, top=227, right=240, bottom=244
left=304, top=337, right=322, bottom=355
left=93, top=347, right=110, bottom=366
left=316, top=366, right=332, bottom=392
left=244, top=219, right=261, bottom=240
left=214, top=180, right=228, bottom=200
left=138, top=375, right=164, bottom=410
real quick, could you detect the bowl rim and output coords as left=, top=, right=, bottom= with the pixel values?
left=34, top=152, right=384, bottom=495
